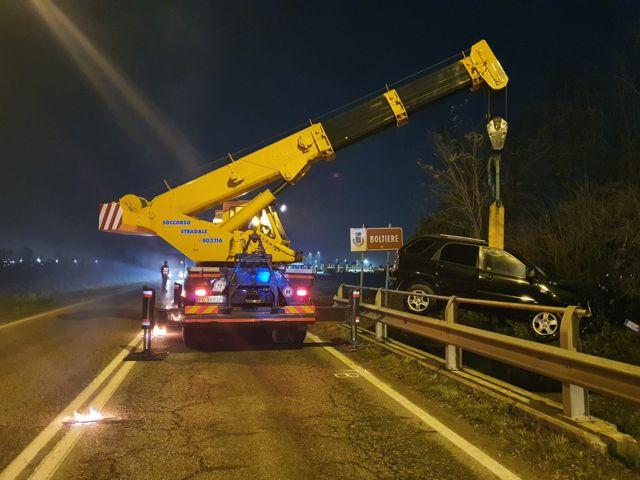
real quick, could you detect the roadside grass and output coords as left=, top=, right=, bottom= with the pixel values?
left=311, top=322, right=640, bottom=478
left=455, top=310, right=640, bottom=445
left=582, top=322, right=640, bottom=366
left=0, top=283, right=140, bottom=325
left=0, top=293, right=55, bottom=322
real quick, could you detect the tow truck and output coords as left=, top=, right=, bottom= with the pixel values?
left=98, top=40, right=508, bottom=348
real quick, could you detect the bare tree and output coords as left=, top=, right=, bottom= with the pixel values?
left=418, top=130, right=490, bottom=238
left=510, top=183, right=640, bottom=299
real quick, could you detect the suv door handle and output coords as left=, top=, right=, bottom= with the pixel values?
left=480, top=272, right=493, bottom=281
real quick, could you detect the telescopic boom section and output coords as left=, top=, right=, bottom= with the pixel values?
left=99, top=40, right=507, bottom=263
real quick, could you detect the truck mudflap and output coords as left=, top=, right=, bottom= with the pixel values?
left=314, top=305, right=349, bottom=322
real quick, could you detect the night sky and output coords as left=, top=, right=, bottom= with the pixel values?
left=1, top=1, right=637, bottom=264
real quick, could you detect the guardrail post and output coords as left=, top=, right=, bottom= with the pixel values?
left=444, top=296, right=462, bottom=370
left=560, top=306, right=589, bottom=420
left=350, top=289, right=360, bottom=346
left=374, top=289, right=387, bottom=341
left=337, top=284, right=344, bottom=301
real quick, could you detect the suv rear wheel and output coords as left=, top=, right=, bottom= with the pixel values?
left=404, top=283, right=436, bottom=315
left=530, top=311, right=560, bottom=341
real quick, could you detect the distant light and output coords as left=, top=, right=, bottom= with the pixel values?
left=19, top=259, right=23, bottom=263
left=364, top=259, right=369, bottom=265
left=73, top=259, right=78, bottom=264
left=279, top=204, right=287, bottom=213
left=94, top=259, right=99, bottom=263
left=36, top=257, right=42, bottom=264
left=55, top=259, right=59, bottom=264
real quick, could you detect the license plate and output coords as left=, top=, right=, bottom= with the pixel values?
left=204, top=295, right=225, bottom=304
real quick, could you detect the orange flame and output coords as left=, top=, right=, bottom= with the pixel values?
left=152, top=325, right=167, bottom=336
left=72, top=407, right=104, bottom=424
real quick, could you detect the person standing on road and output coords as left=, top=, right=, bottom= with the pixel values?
left=161, top=261, right=169, bottom=293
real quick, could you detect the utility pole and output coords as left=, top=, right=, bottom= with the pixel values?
left=487, top=116, right=508, bottom=249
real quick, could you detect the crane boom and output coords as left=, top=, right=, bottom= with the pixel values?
left=99, top=40, right=507, bottom=263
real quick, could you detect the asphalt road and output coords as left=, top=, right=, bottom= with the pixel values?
left=0, top=290, right=139, bottom=473
left=0, top=290, right=507, bottom=480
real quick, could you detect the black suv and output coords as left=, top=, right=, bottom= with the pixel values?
left=391, top=234, right=587, bottom=341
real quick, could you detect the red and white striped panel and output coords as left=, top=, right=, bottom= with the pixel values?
left=98, top=202, right=123, bottom=231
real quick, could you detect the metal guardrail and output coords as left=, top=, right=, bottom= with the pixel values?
left=334, top=284, right=640, bottom=418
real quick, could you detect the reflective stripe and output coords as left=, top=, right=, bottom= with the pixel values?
left=98, top=202, right=123, bottom=231
left=284, top=306, right=315, bottom=314
left=185, top=305, right=220, bottom=315
left=184, top=316, right=314, bottom=324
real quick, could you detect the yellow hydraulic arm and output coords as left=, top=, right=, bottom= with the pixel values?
left=99, top=40, right=508, bottom=263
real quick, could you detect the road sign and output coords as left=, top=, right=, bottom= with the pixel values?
left=350, top=228, right=367, bottom=252
left=366, top=227, right=403, bottom=251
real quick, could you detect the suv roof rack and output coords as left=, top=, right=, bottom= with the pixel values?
left=421, top=233, right=487, bottom=245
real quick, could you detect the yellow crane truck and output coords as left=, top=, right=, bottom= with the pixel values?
left=98, top=40, right=508, bottom=348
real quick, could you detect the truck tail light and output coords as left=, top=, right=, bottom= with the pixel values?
left=295, top=287, right=308, bottom=297
left=195, top=287, right=207, bottom=297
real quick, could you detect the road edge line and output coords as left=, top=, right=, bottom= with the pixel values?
left=0, top=286, right=136, bottom=331
left=29, top=355, right=139, bottom=480
left=307, top=332, right=521, bottom=480
left=0, top=333, right=141, bottom=480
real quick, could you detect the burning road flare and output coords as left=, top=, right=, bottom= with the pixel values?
left=152, top=325, right=167, bottom=336
left=66, top=407, right=105, bottom=425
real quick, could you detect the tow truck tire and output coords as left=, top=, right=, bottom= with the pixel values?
left=270, top=327, right=291, bottom=345
left=182, top=325, right=200, bottom=349
left=289, top=326, right=307, bottom=348
left=270, top=326, right=307, bottom=348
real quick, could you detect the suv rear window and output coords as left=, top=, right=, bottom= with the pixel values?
left=403, top=238, right=436, bottom=254
left=439, top=243, right=478, bottom=267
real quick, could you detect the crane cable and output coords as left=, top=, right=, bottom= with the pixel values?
left=137, top=48, right=472, bottom=198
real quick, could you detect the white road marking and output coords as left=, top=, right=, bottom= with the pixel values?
left=307, top=332, right=521, bottom=480
left=0, top=334, right=142, bottom=480
left=29, top=355, right=139, bottom=480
